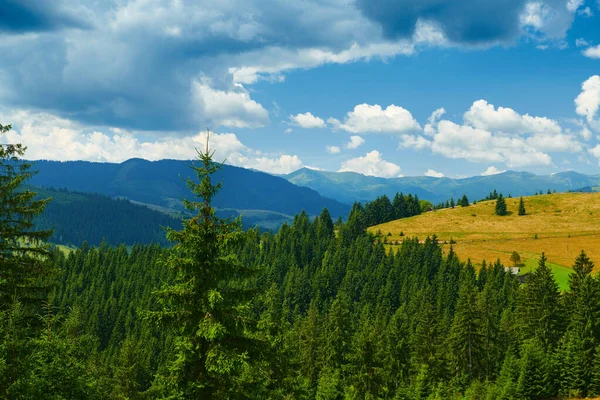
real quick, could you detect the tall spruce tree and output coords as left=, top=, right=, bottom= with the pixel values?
left=516, top=253, right=563, bottom=349
left=0, top=124, right=56, bottom=395
left=0, top=123, right=55, bottom=312
left=147, top=135, right=260, bottom=398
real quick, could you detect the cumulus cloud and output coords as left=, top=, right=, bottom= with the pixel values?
left=399, top=134, right=432, bottom=150
left=290, top=112, right=326, bottom=129
left=0, top=0, right=584, bottom=135
left=193, top=81, right=269, bottom=128
left=424, top=108, right=446, bottom=136
left=326, top=145, right=341, bottom=154
left=464, top=100, right=562, bottom=135
left=583, top=45, right=600, bottom=59
left=338, top=150, right=402, bottom=178
left=431, top=119, right=553, bottom=167
left=231, top=154, right=303, bottom=175
left=481, top=166, right=507, bottom=176
left=329, top=104, right=421, bottom=134
left=424, top=169, right=444, bottom=178
left=575, top=75, right=600, bottom=130
left=347, top=135, right=365, bottom=149
left=590, top=144, right=600, bottom=165
left=0, top=108, right=302, bottom=174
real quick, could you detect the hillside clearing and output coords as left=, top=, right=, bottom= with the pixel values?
left=369, top=192, right=600, bottom=280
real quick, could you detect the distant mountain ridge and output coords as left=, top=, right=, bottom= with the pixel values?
left=27, top=159, right=351, bottom=231
left=284, top=168, right=600, bottom=204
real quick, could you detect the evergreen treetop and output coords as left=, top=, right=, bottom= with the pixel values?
left=146, top=134, right=261, bottom=398
left=495, top=194, right=507, bottom=216
left=518, top=197, right=526, bottom=216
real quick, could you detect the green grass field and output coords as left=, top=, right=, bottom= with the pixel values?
left=369, top=192, right=600, bottom=290
left=520, top=258, right=572, bottom=291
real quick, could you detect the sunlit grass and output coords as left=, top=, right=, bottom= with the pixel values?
left=370, top=192, right=600, bottom=289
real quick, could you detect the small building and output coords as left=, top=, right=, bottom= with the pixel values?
left=504, top=266, right=520, bottom=275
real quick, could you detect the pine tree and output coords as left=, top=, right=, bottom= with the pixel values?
left=516, top=253, right=563, bottom=349
left=447, top=275, right=483, bottom=381
left=495, top=194, right=507, bottom=216
left=0, top=123, right=55, bottom=313
left=518, top=197, right=526, bottom=216
left=146, top=135, right=260, bottom=398
left=0, top=124, right=57, bottom=395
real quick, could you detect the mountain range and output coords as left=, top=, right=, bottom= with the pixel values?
left=27, top=159, right=600, bottom=234
left=27, top=159, right=350, bottom=231
left=284, top=168, right=600, bottom=204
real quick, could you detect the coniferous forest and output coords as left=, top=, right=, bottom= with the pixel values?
left=4, top=124, right=600, bottom=400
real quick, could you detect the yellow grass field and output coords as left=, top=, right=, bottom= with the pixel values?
left=369, top=192, right=600, bottom=274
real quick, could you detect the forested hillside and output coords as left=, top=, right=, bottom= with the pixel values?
left=23, top=207, right=600, bottom=399
left=31, top=186, right=182, bottom=247
left=4, top=127, right=600, bottom=399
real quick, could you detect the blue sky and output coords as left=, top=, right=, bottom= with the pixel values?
left=1, top=0, right=600, bottom=178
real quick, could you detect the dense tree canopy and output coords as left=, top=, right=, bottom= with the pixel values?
left=3, top=129, right=600, bottom=399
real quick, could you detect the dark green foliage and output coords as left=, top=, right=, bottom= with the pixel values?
left=0, top=124, right=55, bottom=312
left=516, top=253, right=563, bottom=349
left=32, top=186, right=182, bottom=247
left=146, top=141, right=261, bottom=398
left=518, top=196, right=526, bottom=216
left=6, top=128, right=600, bottom=398
left=495, top=194, right=507, bottom=216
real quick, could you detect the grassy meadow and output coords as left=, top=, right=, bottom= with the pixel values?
left=369, top=192, right=600, bottom=288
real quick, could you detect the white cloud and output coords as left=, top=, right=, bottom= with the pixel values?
left=464, top=100, right=562, bottom=136
left=284, top=128, right=293, bottom=133
left=290, top=112, right=326, bottom=129
left=481, top=166, right=506, bottom=176
left=583, top=45, right=600, bottom=59
left=192, top=80, right=269, bottom=128
left=399, top=134, right=432, bottom=150
left=347, top=135, right=365, bottom=149
left=329, top=104, right=421, bottom=134
left=576, top=38, right=589, bottom=47
left=229, top=42, right=415, bottom=85
left=520, top=1, right=578, bottom=39
left=326, top=145, right=341, bottom=154
left=575, top=75, right=600, bottom=130
left=424, top=108, right=446, bottom=136
left=424, top=169, right=444, bottom=178
left=567, top=0, right=584, bottom=13
left=590, top=144, right=600, bottom=165
left=230, top=154, right=303, bottom=174
left=0, top=108, right=302, bottom=175
left=430, top=119, right=553, bottom=168
left=338, top=150, right=402, bottom=178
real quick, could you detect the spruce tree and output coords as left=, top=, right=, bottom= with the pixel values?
left=0, top=123, right=55, bottom=313
left=518, top=197, right=526, bottom=216
left=495, top=194, right=507, bottom=216
left=147, top=135, right=260, bottom=398
left=516, top=253, right=563, bottom=349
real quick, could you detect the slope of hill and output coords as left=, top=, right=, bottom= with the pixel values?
left=31, top=186, right=183, bottom=247
left=27, top=159, right=351, bottom=224
left=368, top=192, right=600, bottom=288
left=285, top=168, right=600, bottom=204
